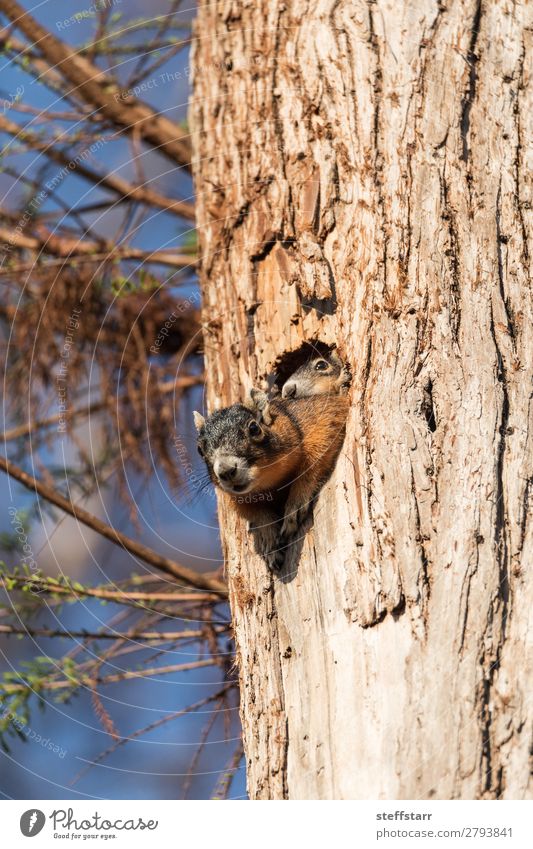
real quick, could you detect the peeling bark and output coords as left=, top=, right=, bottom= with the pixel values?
left=191, top=0, right=532, bottom=799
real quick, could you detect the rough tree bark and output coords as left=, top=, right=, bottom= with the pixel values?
left=190, top=0, right=532, bottom=799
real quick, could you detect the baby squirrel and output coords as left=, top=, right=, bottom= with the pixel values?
left=194, top=351, right=350, bottom=572
left=281, top=349, right=350, bottom=399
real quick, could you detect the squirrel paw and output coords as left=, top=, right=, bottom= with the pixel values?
left=280, top=503, right=312, bottom=541
left=266, top=547, right=286, bottom=573
left=250, top=520, right=285, bottom=571
left=247, top=388, right=274, bottom=425
left=336, top=364, right=351, bottom=394
left=279, top=515, right=298, bottom=539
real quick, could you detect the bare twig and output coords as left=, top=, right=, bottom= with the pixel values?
left=2, top=659, right=218, bottom=693
left=70, top=685, right=234, bottom=786
left=0, top=576, right=219, bottom=604
left=3, top=374, right=203, bottom=440
left=211, top=740, right=245, bottom=800
left=0, top=0, right=192, bottom=166
left=0, top=227, right=195, bottom=269
left=0, top=624, right=224, bottom=641
left=0, top=115, right=195, bottom=219
left=3, top=400, right=106, bottom=441
left=0, top=455, right=227, bottom=595
left=183, top=697, right=221, bottom=797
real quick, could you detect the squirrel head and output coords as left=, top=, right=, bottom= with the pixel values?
left=281, top=350, right=348, bottom=399
left=193, top=392, right=280, bottom=495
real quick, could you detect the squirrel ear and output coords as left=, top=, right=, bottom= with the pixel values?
left=193, top=411, right=205, bottom=431
left=247, top=388, right=274, bottom=426
left=244, top=388, right=266, bottom=411
left=330, top=349, right=342, bottom=366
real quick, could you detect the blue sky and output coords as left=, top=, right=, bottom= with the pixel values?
left=0, top=0, right=245, bottom=800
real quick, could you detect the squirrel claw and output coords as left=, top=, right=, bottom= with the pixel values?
left=266, top=548, right=285, bottom=573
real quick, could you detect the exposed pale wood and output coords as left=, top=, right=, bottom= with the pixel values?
left=191, top=0, right=532, bottom=799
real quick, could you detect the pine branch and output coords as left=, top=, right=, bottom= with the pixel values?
left=0, top=455, right=227, bottom=595
left=0, top=115, right=195, bottom=219
left=3, top=374, right=203, bottom=441
left=0, top=624, right=224, bottom=641
left=3, top=400, right=106, bottom=441
left=0, top=575, right=219, bottom=613
left=0, top=31, right=92, bottom=110
left=2, top=659, right=217, bottom=693
left=0, top=226, right=195, bottom=269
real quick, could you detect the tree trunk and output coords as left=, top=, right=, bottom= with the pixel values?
left=190, top=0, right=532, bottom=800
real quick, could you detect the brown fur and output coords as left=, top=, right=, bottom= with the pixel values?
left=230, top=393, right=348, bottom=569
left=197, top=384, right=349, bottom=572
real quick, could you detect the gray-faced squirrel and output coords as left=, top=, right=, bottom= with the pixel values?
left=281, top=349, right=350, bottom=399
left=194, top=352, right=350, bottom=572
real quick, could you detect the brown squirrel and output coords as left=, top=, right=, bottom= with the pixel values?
left=194, top=360, right=349, bottom=572
left=281, top=349, right=350, bottom=399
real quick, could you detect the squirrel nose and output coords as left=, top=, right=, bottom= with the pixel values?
left=215, top=458, right=238, bottom=483
left=282, top=381, right=297, bottom=398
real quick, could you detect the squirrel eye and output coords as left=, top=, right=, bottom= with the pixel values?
left=314, top=359, right=329, bottom=371
left=247, top=420, right=262, bottom=438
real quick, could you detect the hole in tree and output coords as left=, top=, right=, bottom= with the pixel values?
left=270, top=340, right=349, bottom=393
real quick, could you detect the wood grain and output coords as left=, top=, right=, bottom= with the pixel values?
left=191, top=0, right=532, bottom=799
